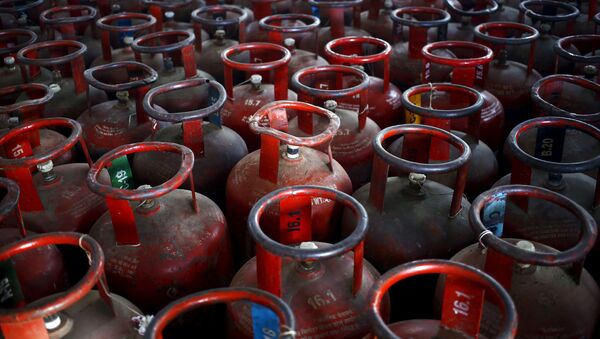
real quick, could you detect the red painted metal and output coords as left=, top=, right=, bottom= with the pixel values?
left=226, top=100, right=352, bottom=265
left=445, top=0, right=499, bottom=42
left=573, top=0, right=599, bottom=34
left=367, top=259, right=518, bottom=339
left=146, top=287, right=296, bottom=339
left=0, top=117, right=107, bottom=234
left=244, top=0, right=299, bottom=42
left=132, top=77, right=248, bottom=208
left=289, top=64, right=380, bottom=189
left=554, top=34, right=600, bottom=80
left=0, top=232, right=141, bottom=338
left=88, top=141, right=233, bottom=313
left=449, top=184, right=599, bottom=338
left=77, top=61, right=158, bottom=159
left=221, top=42, right=295, bottom=151
left=230, top=185, right=386, bottom=339
left=325, top=36, right=402, bottom=129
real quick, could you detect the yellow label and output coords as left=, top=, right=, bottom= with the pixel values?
left=404, top=94, right=422, bottom=124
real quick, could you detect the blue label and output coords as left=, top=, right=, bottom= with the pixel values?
left=482, top=192, right=506, bottom=237
left=117, top=19, right=134, bottom=42
left=251, top=303, right=279, bottom=339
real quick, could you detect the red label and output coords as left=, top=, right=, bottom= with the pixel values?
left=278, top=195, right=312, bottom=245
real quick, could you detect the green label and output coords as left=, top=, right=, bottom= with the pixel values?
left=0, top=260, right=24, bottom=307
left=108, top=156, right=135, bottom=190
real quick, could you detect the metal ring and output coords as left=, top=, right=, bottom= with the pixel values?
left=422, top=41, right=494, bottom=67
left=554, top=35, right=600, bottom=64
left=445, top=0, right=499, bottom=16
left=39, top=5, right=97, bottom=25
left=0, top=178, right=19, bottom=224
left=291, top=64, right=369, bottom=99
left=0, top=83, right=54, bottom=113
left=16, top=40, right=87, bottom=67
left=84, top=61, right=158, bottom=92
left=96, top=12, right=157, bottom=33
left=0, top=0, right=44, bottom=14
left=221, top=42, right=291, bottom=72
left=474, top=21, right=540, bottom=46
left=519, top=0, right=580, bottom=22
left=390, top=6, right=451, bottom=27
left=0, top=29, right=38, bottom=55
left=401, top=83, right=484, bottom=119
left=259, top=13, right=320, bottom=33
left=324, top=36, right=392, bottom=66
left=191, top=5, right=248, bottom=27
left=531, top=75, right=600, bottom=123
left=307, top=0, right=363, bottom=8
left=131, top=30, right=195, bottom=54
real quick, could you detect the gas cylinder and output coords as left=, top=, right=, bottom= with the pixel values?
left=226, top=101, right=352, bottom=264
left=573, top=0, right=598, bottom=34
left=144, top=0, right=207, bottom=37
left=191, top=5, right=249, bottom=85
left=360, top=0, right=395, bottom=42
left=244, top=0, right=305, bottom=42
left=393, top=0, right=445, bottom=7
left=489, top=0, right=524, bottom=23
left=325, top=36, right=403, bottom=129
left=220, top=42, right=296, bottom=151
left=230, top=185, right=386, bottom=339
left=0, top=83, right=74, bottom=165
left=554, top=34, right=600, bottom=79
left=384, top=6, right=453, bottom=91
left=390, top=83, right=498, bottom=199
left=133, top=78, right=248, bottom=208
left=0, top=0, right=48, bottom=32
left=367, top=259, right=518, bottom=338
left=16, top=40, right=108, bottom=119
left=146, top=287, right=295, bottom=338
left=446, top=184, right=600, bottom=338
left=289, top=65, right=380, bottom=189
left=88, top=142, right=233, bottom=313
left=421, top=40, right=505, bottom=151
left=0, top=118, right=108, bottom=234
left=445, top=0, right=499, bottom=42
left=518, top=0, right=580, bottom=38
left=298, top=0, right=371, bottom=56
left=0, top=232, right=143, bottom=338
left=77, top=61, right=158, bottom=160
left=39, top=5, right=101, bottom=67
left=341, top=123, right=473, bottom=273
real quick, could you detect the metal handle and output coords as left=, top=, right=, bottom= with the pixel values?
left=143, top=0, right=192, bottom=9
left=145, top=287, right=296, bottom=339
left=39, top=5, right=97, bottom=26
left=390, top=7, right=451, bottom=53
left=307, top=0, right=363, bottom=8
left=250, top=185, right=368, bottom=297
left=307, top=0, right=364, bottom=37
left=96, top=12, right=157, bottom=62
left=554, top=35, right=600, bottom=65
left=84, top=61, right=158, bottom=91
left=0, top=83, right=53, bottom=115
left=369, top=259, right=518, bottom=339
left=0, top=29, right=38, bottom=56
left=0, top=0, right=44, bottom=14
left=422, top=41, right=493, bottom=87
left=132, top=30, right=197, bottom=79
left=445, top=0, right=499, bottom=17
left=519, top=0, right=580, bottom=23
left=531, top=75, right=600, bottom=123
left=191, top=5, right=248, bottom=51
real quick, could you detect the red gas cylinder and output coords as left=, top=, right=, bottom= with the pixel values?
left=0, top=0, right=48, bottom=30
left=88, top=142, right=233, bottom=313
left=0, top=83, right=74, bottom=165
left=325, top=36, right=403, bottom=129
left=16, top=40, right=108, bottom=119
left=341, top=124, right=473, bottom=272
left=361, top=0, right=395, bottom=42
left=421, top=41, right=505, bottom=151
left=385, top=6, right=453, bottom=91
left=146, top=287, right=295, bottom=339
left=226, top=101, right=352, bottom=264
left=367, top=259, right=518, bottom=339
left=133, top=78, right=248, bottom=208
left=519, top=0, right=580, bottom=38
left=245, top=0, right=302, bottom=42
left=554, top=34, right=600, bottom=80
left=447, top=184, right=600, bottom=337
left=39, top=5, right=101, bottom=67
left=0, top=118, right=108, bottom=233
left=78, top=61, right=158, bottom=160
left=230, top=185, right=386, bottom=339
left=144, top=0, right=206, bottom=35
left=391, top=83, right=498, bottom=199
left=0, top=232, right=143, bottom=338
left=445, top=0, right=499, bottom=42
left=289, top=65, right=380, bottom=189
left=220, top=42, right=296, bottom=151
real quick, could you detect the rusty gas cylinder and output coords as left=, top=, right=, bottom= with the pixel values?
left=0, top=118, right=108, bottom=233
left=325, top=36, right=403, bottom=129
left=39, top=5, right=101, bottom=67
left=519, top=0, right=580, bottom=38
left=391, top=83, right=498, bottom=199
left=385, top=6, right=453, bottom=91
left=289, top=65, right=380, bottom=189
left=230, top=185, right=387, bottom=339
left=220, top=42, right=296, bottom=151
left=445, top=0, right=499, bottom=42
left=146, top=287, right=295, bottom=339
left=474, top=22, right=543, bottom=130
left=88, top=142, right=232, bottom=313
left=78, top=61, right=158, bottom=160
left=226, top=101, right=352, bottom=265
left=341, top=124, right=473, bottom=273
left=133, top=78, right=248, bottom=208
left=367, top=259, right=518, bottom=339
left=554, top=34, right=600, bottom=80
left=360, top=0, right=395, bottom=42
left=16, top=40, right=108, bottom=120
left=0, top=232, right=143, bottom=338
left=0, top=83, right=74, bottom=165
left=421, top=41, right=505, bottom=151
left=447, top=184, right=600, bottom=338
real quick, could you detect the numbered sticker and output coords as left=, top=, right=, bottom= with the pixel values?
left=534, top=126, right=566, bottom=162
left=482, top=192, right=506, bottom=237
left=107, top=156, right=135, bottom=190
left=251, top=303, right=280, bottom=339
left=0, top=261, right=24, bottom=308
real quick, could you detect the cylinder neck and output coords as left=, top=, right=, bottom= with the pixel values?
left=37, top=161, right=57, bottom=183
left=285, top=145, right=300, bottom=159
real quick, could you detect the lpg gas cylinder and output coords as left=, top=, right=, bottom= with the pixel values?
left=0, top=118, right=108, bottom=234
left=390, top=83, right=498, bottom=199
left=0, top=232, right=143, bottom=338
left=554, top=34, right=600, bottom=79
left=360, top=0, right=395, bottom=42
left=367, top=259, right=518, bottom=339
left=230, top=185, right=387, bottom=339
left=573, top=0, right=598, bottom=34
left=446, top=184, right=600, bottom=338
left=325, top=36, right=403, bottom=129
left=289, top=65, right=380, bottom=189
left=225, top=101, right=352, bottom=264
left=144, top=0, right=205, bottom=35
left=146, top=287, right=295, bottom=338
left=39, top=5, right=101, bottom=67
left=133, top=78, right=248, bottom=208
left=444, top=0, right=499, bottom=42
left=518, top=0, right=580, bottom=38
left=220, top=42, right=296, bottom=151
left=0, top=0, right=48, bottom=31
left=88, top=142, right=233, bottom=313
left=474, top=22, right=543, bottom=129
left=244, top=0, right=304, bottom=42
left=421, top=41, right=505, bottom=151
left=341, top=124, right=473, bottom=273
left=16, top=40, right=107, bottom=119
left=385, top=7, right=453, bottom=91
left=77, top=61, right=158, bottom=159
left=489, top=0, right=524, bottom=23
